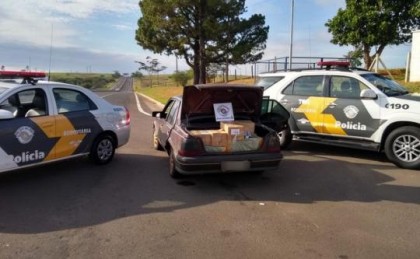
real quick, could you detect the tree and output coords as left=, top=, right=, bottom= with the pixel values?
left=131, top=71, right=143, bottom=78
left=135, top=0, right=268, bottom=84
left=344, top=48, right=363, bottom=67
left=325, top=0, right=420, bottom=69
left=172, top=71, right=192, bottom=86
left=135, top=57, right=167, bottom=86
left=112, top=70, right=121, bottom=79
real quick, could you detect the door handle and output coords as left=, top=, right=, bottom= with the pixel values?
left=328, top=102, right=337, bottom=108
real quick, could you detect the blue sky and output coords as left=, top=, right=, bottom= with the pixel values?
left=0, top=0, right=413, bottom=74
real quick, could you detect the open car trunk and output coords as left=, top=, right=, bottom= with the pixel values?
left=180, top=85, right=276, bottom=153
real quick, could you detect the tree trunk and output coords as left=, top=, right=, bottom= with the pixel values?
left=363, top=44, right=372, bottom=70
left=198, top=0, right=207, bottom=84
left=225, top=59, right=229, bottom=83
left=371, top=44, right=387, bottom=69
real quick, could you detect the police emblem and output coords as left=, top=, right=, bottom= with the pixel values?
left=15, top=126, right=35, bottom=144
left=344, top=105, right=359, bottom=119
left=217, top=105, right=230, bottom=116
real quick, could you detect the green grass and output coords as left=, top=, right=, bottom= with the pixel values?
left=49, top=72, right=116, bottom=89
left=134, top=75, right=254, bottom=104
left=50, top=72, right=114, bottom=80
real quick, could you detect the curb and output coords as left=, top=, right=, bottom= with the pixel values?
left=137, top=92, right=164, bottom=108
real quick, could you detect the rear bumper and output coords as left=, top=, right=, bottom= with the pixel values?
left=115, top=125, right=130, bottom=147
left=174, top=152, right=283, bottom=174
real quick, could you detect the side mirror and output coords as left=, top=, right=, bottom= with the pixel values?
left=360, top=89, right=377, bottom=99
left=152, top=111, right=163, bottom=118
left=0, top=109, right=14, bottom=120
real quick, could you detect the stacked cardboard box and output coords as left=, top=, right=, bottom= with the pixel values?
left=190, top=120, right=262, bottom=153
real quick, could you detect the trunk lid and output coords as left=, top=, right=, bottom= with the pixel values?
left=181, top=84, right=263, bottom=122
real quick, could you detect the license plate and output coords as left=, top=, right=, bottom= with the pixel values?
left=221, top=161, right=250, bottom=172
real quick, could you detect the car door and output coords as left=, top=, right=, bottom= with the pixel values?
left=0, top=88, right=56, bottom=172
left=324, top=76, right=381, bottom=138
left=260, top=97, right=290, bottom=132
left=52, top=88, right=103, bottom=159
left=279, top=75, right=327, bottom=134
left=155, top=99, right=180, bottom=146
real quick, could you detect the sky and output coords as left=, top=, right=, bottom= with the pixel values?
left=0, top=0, right=414, bottom=75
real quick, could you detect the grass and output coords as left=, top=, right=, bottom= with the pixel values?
left=50, top=72, right=114, bottom=80
left=134, top=75, right=254, bottom=104
left=134, top=78, right=183, bottom=104
left=50, top=72, right=116, bottom=89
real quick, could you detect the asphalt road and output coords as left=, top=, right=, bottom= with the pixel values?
left=1, top=78, right=420, bottom=258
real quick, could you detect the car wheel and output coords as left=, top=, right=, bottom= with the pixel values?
left=90, top=134, right=115, bottom=165
left=278, top=126, right=292, bottom=149
left=169, top=149, right=182, bottom=178
left=384, top=126, right=420, bottom=169
left=152, top=126, right=163, bottom=151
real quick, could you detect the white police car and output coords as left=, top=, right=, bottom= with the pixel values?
left=259, top=62, right=420, bottom=169
left=0, top=72, right=130, bottom=173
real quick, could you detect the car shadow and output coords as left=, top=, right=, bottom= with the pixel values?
left=0, top=148, right=419, bottom=234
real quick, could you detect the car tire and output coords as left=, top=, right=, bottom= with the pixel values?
left=384, top=126, right=420, bottom=169
left=90, top=134, right=115, bottom=165
left=152, top=126, right=163, bottom=151
left=278, top=126, right=292, bottom=149
left=169, top=149, right=182, bottom=178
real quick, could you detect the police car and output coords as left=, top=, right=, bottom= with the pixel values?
left=258, top=61, right=420, bottom=169
left=0, top=71, right=130, bottom=173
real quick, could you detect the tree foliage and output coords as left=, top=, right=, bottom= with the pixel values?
left=325, top=0, right=420, bottom=69
left=135, top=56, right=167, bottom=86
left=135, top=0, right=268, bottom=84
left=344, top=48, right=363, bottom=67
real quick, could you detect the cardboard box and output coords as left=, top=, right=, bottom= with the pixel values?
left=190, top=130, right=212, bottom=146
left=234, top=120, right=255, bottom=134
left=220, top=121, right=255, bottom=137
left=210, top=129, right=228, bottom=147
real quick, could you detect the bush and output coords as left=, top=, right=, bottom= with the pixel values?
left=172, top=71, right=192, bottom=86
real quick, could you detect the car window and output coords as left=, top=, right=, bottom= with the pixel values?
left=162, top=100, right=175, bottom=119
left=53, top=88, right=97, bottom=113
left=361, top=73, right=409, bottom=96
left=255, top=76, right=285, bottom=90
left=0, top=89, right=48, bottom=117
left=329, top=76, right=369, bottom=99
left=261, top=98, right=290, bottom=120
left=166, top=100, right=180, bottom=125
left=284, top=76, right=324, bottom=96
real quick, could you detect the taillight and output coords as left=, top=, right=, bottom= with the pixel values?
left=267, top=134, right=281, bottom=153
left=124, top=107, right=130, bottom=125
left=178, top=137, right=204, bottom=157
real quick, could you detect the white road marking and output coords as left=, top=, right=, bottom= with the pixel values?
left=135, top=93, right=152, bottom=116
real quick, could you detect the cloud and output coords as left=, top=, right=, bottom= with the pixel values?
left=0, top=0, right=137, bottom=48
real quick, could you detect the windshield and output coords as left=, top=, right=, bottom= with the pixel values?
left=361, top=73, right=409, bottom=97
left=256, top=76, right=285, bottom=90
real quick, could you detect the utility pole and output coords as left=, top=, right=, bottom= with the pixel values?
left=289, top=0, right=294, bottom=70
left=48, top=23, right=53, bottom=81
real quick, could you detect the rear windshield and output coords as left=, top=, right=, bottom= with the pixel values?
left=255, top=76, right=285, bottom=90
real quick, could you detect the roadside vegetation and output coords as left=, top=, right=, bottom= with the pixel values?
left=134, top=68, right=420, bottom=105
left=50, top=72, right=119, bottom=89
